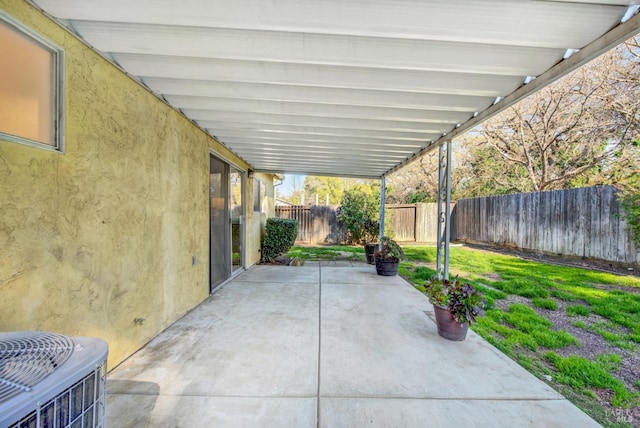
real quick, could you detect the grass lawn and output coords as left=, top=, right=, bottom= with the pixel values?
left=289, top=244, right=640, bottom=427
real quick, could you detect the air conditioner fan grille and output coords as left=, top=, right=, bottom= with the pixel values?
left=0, top=331, right=74, bottom=404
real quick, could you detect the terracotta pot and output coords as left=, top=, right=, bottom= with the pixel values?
left=433, top=304, right=469, bottom=341
left=375, top=258, right=398, bottom=276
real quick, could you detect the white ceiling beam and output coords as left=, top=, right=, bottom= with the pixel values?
left=187, top=110, right=469, bottom=129
left=36, top=0, right=627, bottom=48
left=257, top=166, right=387, bottom=178
left=143, top=78, right=494, bottom=110
left=194, top=114, right=458, bottom=132
left=239, top=157, right=397, bottom=169
left=226, top=142, right=420, bottom=159
left=215, top=133, right=425, bottom=148
left=217, top=137, right=421, bottom=150
left=121, top=56, right=527, bottom=97
left=232, top=149, right=408, bottom=161
left=225, top=143, right=415, bottom=156
left=72, top=21, right=564, bottom=76
left=201, top=122, right=440, bottom=141
left=171, top=97, right=480, bottom=120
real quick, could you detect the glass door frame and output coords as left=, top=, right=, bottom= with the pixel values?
left=229, top=164, right=245, bottom=275
left=209, top=151, right=246, bottom=292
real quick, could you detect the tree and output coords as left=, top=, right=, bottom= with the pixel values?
left=454, top=37, right=639, bottom=196
left=303, top=176, right=351, bottom=205
left=386, top=144, right=468, bottom=203
left=386, top=151, right=439, bottom=203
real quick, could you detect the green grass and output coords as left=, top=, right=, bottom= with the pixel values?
left=532, top=297, right=559, bottom=310
left=572, top=321, right=638, bottom=351
left=567, top=305, right=591, bottom=317
left=545, top=352, right=639, bottom=408
left=474, top=304, right=578, bottom=353
left=399, top=246, right=640, bottom=339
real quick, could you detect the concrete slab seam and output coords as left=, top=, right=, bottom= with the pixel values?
left=316, top=395, right=571, bottom=402
left=316, top=263, right=322, bottom=428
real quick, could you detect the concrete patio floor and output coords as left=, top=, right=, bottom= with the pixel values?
left=106, top=262, right=600, bottom=427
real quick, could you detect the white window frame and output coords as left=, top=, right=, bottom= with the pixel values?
left=0, top=12, right=64, bottom=152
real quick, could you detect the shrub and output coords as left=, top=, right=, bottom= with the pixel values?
left=374, top=236, right=406, bottom=262
left=337, top=185, right=381, bottom=244
left=262, top=218, right=298, bottom=261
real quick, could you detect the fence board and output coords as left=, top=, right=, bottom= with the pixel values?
left=275, top=205, right=344, bottom=244
left=452, top=186, right=639, bottom=265
left=387, top=204, right=417, bottom=241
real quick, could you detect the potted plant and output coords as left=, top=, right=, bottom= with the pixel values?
left=363, top=216, right=380, bottom=264
left=424, top=275, right=483, bottom=341
left=373, top=236, right=405, bottom=276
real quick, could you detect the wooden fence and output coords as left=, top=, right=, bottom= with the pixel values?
left=275, top=205, right=345, bottom=244
left=276, top=186, right=638, bottom=265
left=275, top=203, right=446, bottom=244
left=451, top=186, right=639, bottom=265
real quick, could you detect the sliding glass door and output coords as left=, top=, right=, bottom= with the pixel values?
left=209, top=156, right=245, bottom=292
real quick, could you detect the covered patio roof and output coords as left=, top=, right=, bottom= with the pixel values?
left=32, top=0, right=640, bottom=178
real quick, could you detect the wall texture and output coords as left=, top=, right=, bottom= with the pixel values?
left=245, top=172, right=276, bottom=265
left=0, top=1, right=273, bottom=369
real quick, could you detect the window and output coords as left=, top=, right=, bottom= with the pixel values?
left=0, top=12, right=64, bottom=151
left=253, top=178, right=266, bottom=212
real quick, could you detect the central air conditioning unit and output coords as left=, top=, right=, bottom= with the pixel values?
left=0, top=331, right=108, bottom=428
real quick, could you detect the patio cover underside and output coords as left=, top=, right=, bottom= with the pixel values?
left=32, top=0, right=640, bottom=179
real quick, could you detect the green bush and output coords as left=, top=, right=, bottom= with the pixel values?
left=337, top=185, right=381, bottom=244
left=262, top=218, right=298, bottom=261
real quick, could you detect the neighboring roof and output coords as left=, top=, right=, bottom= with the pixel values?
left=275, top=198, right=295, bottom=206
left=32, top=0, right=640, bottom=178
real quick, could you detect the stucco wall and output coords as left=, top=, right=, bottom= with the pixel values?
left=245, top=172, right=277, bottom=265
left=0, top=1, right=274, bottom=369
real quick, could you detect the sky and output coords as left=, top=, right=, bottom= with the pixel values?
left=275, top=174, right=306, bottom=199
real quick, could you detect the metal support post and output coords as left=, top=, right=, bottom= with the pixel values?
left=444, top=141, right=452, bottom=279
left=436, top=145, right=444, bottom=278
left=435, top=142, right=452, bottom=279
left=379, top=176, right=386, bottom=249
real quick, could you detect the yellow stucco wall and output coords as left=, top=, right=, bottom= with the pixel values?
left=245, top=172, right=277, bottom=265
left=0, top=1, right=275, bottom=369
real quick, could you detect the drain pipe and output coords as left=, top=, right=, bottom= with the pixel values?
left=379, top=176, right=386, bottom=249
